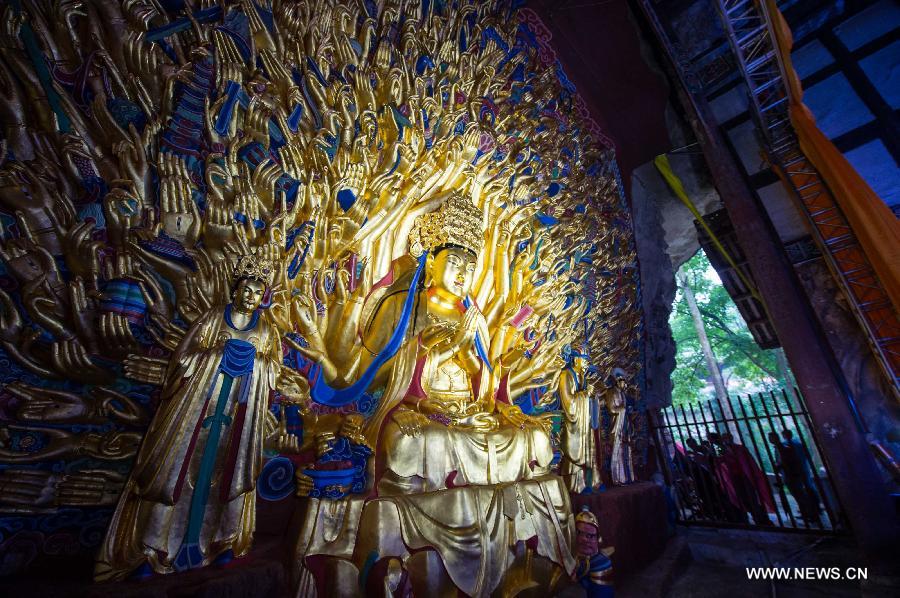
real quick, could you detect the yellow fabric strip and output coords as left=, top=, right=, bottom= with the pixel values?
left=653, top=154, right=764, bottom=304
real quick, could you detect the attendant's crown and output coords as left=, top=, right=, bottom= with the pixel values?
left=234, top=252, right=275, bottom=286
left=575, top=506, right=600, bottom=531
left=410, top=192, right=483, bottom=257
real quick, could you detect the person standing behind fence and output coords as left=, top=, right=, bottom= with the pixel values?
left=780, top=429, right=822, bottom=525
left=711, top=432, right=775, bottom=526
left=684, top=437, right=746, bottom=522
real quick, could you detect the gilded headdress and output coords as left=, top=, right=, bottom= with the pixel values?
left=409, top=192, right=483, bottom=257
left=575, top=506, right=600, bottom=531
left=233, top=252, right=275, bottom=287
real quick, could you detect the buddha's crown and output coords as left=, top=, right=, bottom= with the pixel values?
left=410, top=191, right=483, bottom=257
left=234, top=252, right=275, bottom=286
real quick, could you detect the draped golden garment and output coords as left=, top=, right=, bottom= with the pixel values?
left=294, top=476, right=577, bottom=598
left=361, top=289, right=554, bottom=494
left=95, top=306, right=280, bottom=581
left=560, top=372, right=603, bottom=493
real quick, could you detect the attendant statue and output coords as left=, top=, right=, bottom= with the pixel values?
left=605, top=368, right=634, bottom=485
left=559, top=348, right=603, bottom=493
left=360, top=193, right=553, bottom=494
left=572, top=507, right=614, bottom=597
left=95, top=253, right=290, bottom=580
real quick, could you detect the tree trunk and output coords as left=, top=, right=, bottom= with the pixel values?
left=775, top=348, right=800, bottom=406
left=677, top=269, right=738, bottom=438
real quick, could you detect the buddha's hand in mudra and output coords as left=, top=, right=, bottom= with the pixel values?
left=497, top=403, right=552, bottom=432
left=392, top=409, right=429, bottom=437
left=419, top=322, right=456, bottom=353
left=457, top=305, right=489, bottom=348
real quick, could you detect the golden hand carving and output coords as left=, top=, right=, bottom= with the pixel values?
left=0, top=0, right=644, bottom=588
left=0, top=468, right=127, bottom=512
left=0, top=425, right=141, bottom=463
left=9, top=382, right=147, bottom=426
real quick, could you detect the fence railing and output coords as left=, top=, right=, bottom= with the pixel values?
left=653, top=388, right=844, bottom=533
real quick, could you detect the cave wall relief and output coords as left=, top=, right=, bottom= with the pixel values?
left=0, top=0, right=644, bottom=589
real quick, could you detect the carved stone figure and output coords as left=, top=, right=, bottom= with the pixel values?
left=94, top=253, right=291, bottom=580
left=560, top=349, right=604, bottom=493
left=572, top=507, right=614, bottom=597
left=362, top=193, right=554, bottom=494
left=0, top=0, right=644, bottom=588
left=606, top=369, right=635, bottom=486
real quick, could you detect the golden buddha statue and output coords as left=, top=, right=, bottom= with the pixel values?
left=359, top=193, right=553, bottom=494
left=559, top=350, right=604, bottom=493
left=291, top=194, right=577, bottom=598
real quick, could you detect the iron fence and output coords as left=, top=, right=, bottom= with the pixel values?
left=653, top=388, right=844, bottom=533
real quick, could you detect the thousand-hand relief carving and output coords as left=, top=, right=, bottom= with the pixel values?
left=0, top=1, right=641, bottom=593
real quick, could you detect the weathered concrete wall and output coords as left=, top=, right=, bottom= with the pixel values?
left=631, top=162, right=677, bottom=410
left=629, top=106, right=725, bottom=409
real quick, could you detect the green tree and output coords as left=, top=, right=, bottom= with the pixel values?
left=670, top=250, right=795, bottom=406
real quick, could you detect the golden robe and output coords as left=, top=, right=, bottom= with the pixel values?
left=560, top=370, right=603, bottom=493
left=95, top=305, right=281, bottom=581
left=359, top=280, right=553, bottom=495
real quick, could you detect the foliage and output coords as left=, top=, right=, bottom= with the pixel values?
left=670, top=251, right=794, bottom=406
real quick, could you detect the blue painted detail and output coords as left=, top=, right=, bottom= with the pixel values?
left=287, top=103, right=304, bottom=133
left=100, top=279, right=149, bottom=324
left=147, top=6, right=223, bottom=42
left=107, top=98, right=147, bottom=132
left=173, top=541, right=204, bottom=571
left=215, top=81, right=242, bottom=136
left=287, top=222, right=315, bottom=279
left=309, top=253, right=426, bottom=406
left=359, top=550, right=380, bottom=591
left=212, top=549, right=234, bottom=566
left=388, top=147, right=402, bottom=174
left=416, top=54, right=435, bottom=75
left=251, top=0, right=275, bottom=35
left=129, top=562, right=154, bottom=579
left=176, top=370, right=236, bottom=570
left=462, top=296, right=493, bottom=373
left=337, top=188, right=357, bottom=211
left=302, top=437, right=372, bottom=499
left=391, top=105, right=412, bottom=139
left=233, top=212, right=266, bottom=230
left=218, top=337, right=257, bottom=378
left=536, top=212, right=559, bottom=226
left=257, top=456, right=296, bottom=501
left=138, top=231, right=198, bottom=270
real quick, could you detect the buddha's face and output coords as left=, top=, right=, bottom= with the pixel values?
left=233, top=279, right=266, bottom=313
left=431, top=247, right=477, bottom=299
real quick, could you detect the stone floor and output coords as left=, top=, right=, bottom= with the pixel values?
left=6, top=508, right=898, bottom=597
left=619, top=526, right=899, bottom=598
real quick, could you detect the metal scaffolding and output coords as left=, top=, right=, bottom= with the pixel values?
left=714, top=0, right=900, bottom=394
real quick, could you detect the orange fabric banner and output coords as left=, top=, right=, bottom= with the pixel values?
left=766, top=0, right=900, bottom=313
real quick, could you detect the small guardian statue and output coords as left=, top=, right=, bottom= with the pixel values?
left=572, top=506, right=614, bottom=597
